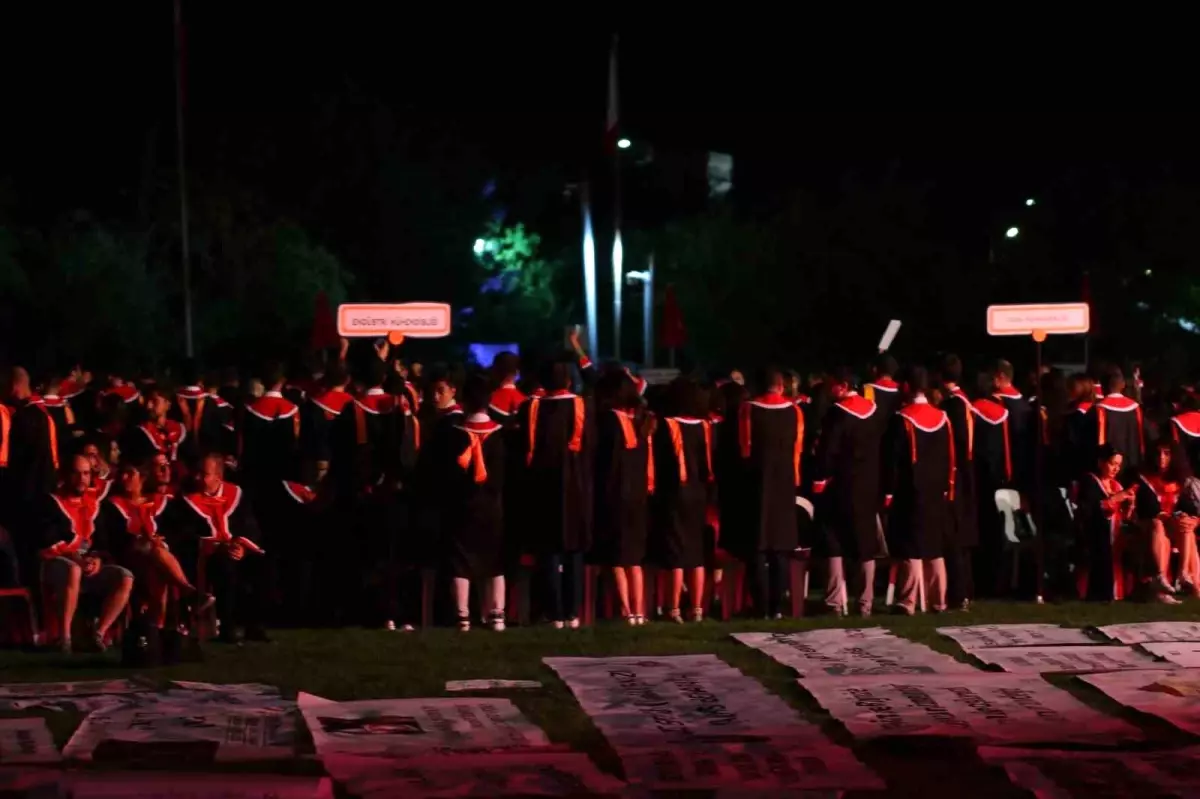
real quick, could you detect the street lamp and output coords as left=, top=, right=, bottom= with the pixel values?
left=473, top=238, right=486, bottom=256
left=1025, top=198, right=1035, bottom=207
left=617, top=138, right=631, bottom=150
left=1005, top=226, right=1020, bottom=239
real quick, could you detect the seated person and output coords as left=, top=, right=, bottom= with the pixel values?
left=178, top=453, right=269, bottom=644
left=1079, top=444, right=1175, bottom=603
left=1136, top=440, right=1200, bottom=596
left=41, top=454, right=134, bottom=653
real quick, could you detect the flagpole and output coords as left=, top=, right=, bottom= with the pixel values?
left=174, top=0, right=194, bottom=358
left=581, top=181, right=598, bottom=354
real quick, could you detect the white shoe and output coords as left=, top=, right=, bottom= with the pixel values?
left=400, top=624, right=415, bottom=632
left=567, top=617, right=581, bottom=630
left=636, top=615, right=647, bottom=626
left=625, top=615, right=638, bottom=627
left=1157, top=593, right=1183, bottom=605
left=384, top=620, right=397, bottom=631
left=551, top=620, right=565, bottom=630
left=691, top=608, right=704, bottom=623
left=489, top=611, right=506, bottom=632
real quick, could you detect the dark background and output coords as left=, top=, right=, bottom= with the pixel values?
left=1, top=6, right=1198, bottom=382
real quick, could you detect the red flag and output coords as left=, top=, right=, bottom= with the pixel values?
left=310, top=292, right=339, bottom=352
left=661, top=284, right=686, bottom=349
left=605, top=35, right=619, bottom=151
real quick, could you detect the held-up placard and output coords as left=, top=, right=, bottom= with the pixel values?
left=337, top=303, right=452, bottom=338
left=986, top=303, right=1090, bottom=337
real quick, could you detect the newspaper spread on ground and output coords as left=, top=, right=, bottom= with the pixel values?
left=0, top=679, right=148, bottom=698
left=1097, top=621, right=1200, bottom=645
left=299, top=693, right=550, bottom=758
left=544, top=654, right=882, bottom=792
left=967, top=644, right=1168, bottom=674
left=65, top=773, right=335, bottom=799
left=979, top=746, right=1200, bottom=799
left=63, top=700, right=297, bottom=762
left=324, top=752, right=623, bottom=797
left=732, top=628, right=977, bottom=677
left=0, top=718, right=59, bottom=764
left=799, top=672, right=1142, bottom=745
left=444, top=680, right=543, bottom=692
left=0, top=693, right=137, bottom=716
left=171, top=682, right=281, bottom=697
left=1139, top=642, right=1200, bottom=668
left=1081, top=669, right=1200, bottom=737
left=937, top=624, right=1097, bottom=651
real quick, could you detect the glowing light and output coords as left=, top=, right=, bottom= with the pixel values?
left=1005, top=227, right=1020, bottom=239
left=473, top=238, right=486, bottom=255
left=1025, top=198, right=1035, bottom=207
left=1145, top=269, right=1153, bottom=276
left=617, top=138, right=631, bottom=150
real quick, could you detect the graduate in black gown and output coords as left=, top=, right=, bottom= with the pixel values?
left=884, top=367, right=954, bottom=614
left=813, top=368, right=886, bottom=616
left=726, top=367, right=804, bottom=619
left=652, top=377, right=714, bottom=622
left=122, top=387, right=188, bottom=483
left=1062, top=373, right=1096, bottom=486
left=516, top=354, right=593, bottom=628
left=938, top=355, right=978, bottom=610
left=6, top=367, right=59, bottom=582
left=172, top=362, right=234, bottom=466
left=991, top=359, right=1036, bottom=493
left=431, top=373, right=507, bottom=631
left=863, top=354, right=902, bottom=420
left=593, top=369, right=653, bottom=625
left=1170, top=391, right=1200, bottom=472
left=1085, top=366, right=1145, bottom=480
left=972, top=381, right=1014, bottom=596
left=239, top=362, right=301, bottom=495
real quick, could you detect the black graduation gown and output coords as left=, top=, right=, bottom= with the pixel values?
left=172, top=387, right=234, bottom=462
left=101, top=491, right=174, bottom=569
left=433, top=418, right=506, bottom=579
left=6, top=400, right=58, bottom=565
left=941, top=387, right=979, bottom=548
left=884, top=400, right=954, bottom=559
left=723, top=394, right=803, bottom=557
left=864, top=378, right=902, bottom=421
left=516, top=392, right=594, bottom=556
left=1085, top=394, right=1144, bottom=477
left=302, top=389, right=354, bottom=465
left=41, top=396, right=78, bottom=462
left=240, top=392, right=301, bottom=489
left=651, top=417, right=711, bottom=569
left=1062, top=401, right=1094, bottom=485
left=971, top=398, right=1012, bottom=554
left=1076, top=472, right=1129, bottom=601
left=178, top=481, right=267, bottom=627
left=813, top=394, right=886, bottom=560
left=43, top=486, right=116, bottom=563
left=593, top=409, right=651, bottom=566
left=995, top=389, right=1035, bottom=493
left=1171, top=410, right=1200, bottom=474
left=123, top=420, right=187, bottom=466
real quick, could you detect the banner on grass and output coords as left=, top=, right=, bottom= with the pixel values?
left=544, top=655, right=881, bottom=792
left=299, top=694, right=550, bottom=758
left=733, top=628, right=976, bottom=677
left=979, top=746, right=1200, bottom=799
left=0, top=679, right=147, bottom=698
left=66, top=773, right=334, bottom=799
left=171, top=682, right=280, bottom=697
left=1097, top=621, right=1200, bottom=645
left=937, top=624, right=1097, bottom=651
left=63, top=703, right=297, bottom=762
left=1139, top=642, right=1200, bottom=668
left=0, top=718, right=59, bottom=764
left=444, top=680, right=543, bottom=692
left=0, top=694, right=136, bottom=716
left=1081, top=669, right=1200, bottom=737
left=967, top=645, right=1167, bottom=674
left=325, top=752, right=624, bottom=797
left=799, top=673, right=1142, bottom=745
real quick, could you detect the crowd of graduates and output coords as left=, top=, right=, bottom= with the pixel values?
left=2, top=330, right=1200, bottom=656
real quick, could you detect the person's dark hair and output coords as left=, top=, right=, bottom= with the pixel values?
left=992, top=359, right=1015, bottom=382
left=1166, top=441, right=1194, bottom=483
left=830, top=366, right=857, bottom=390
left=461, top=371, right=491, bottom=414
left=665, top=377, right=707, bottom=419
left=940, top=354, right=963, bottom=384
left=1182, top=391, right=1200, bottom=413
left=262, top=360, right=286, bottom=389
left=1095, top=442, right=1121, bottom=466
left=538, top=354, right=575, bottom=393
left=490, top=352, right=520, bottom=386
left=874, top=353, right=899, bottom=378
left=1101, top=366, right=1126, bottom=396
left=755, top=366, right=785, bottom=395
left=116, top=458, right=157, bottom=495
left=360, top=358, right=387, bottom=389
left=720, top=380, right=748, bottom=413
left=323, top=361, right=349, bottom=390
left=179, top=359, right=202, bottom=388
left=906, top=366, right=930, bottom=396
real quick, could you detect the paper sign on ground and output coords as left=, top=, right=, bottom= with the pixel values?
left=1098, top=621, right=1200, bottom=645
left=66, top=773, right=335, bottom=798
left=733, top=628, right=976, bottom=677
left=63, top=703, right=297, bottom=762
left=155, top=689, right=295, bottom=711
left=800, top=673, right=1142, bottom=745
left=445, top=680, right=543, bottom=692
left=937, top=624, right=1097, bottom=651
left=0, top=718, right=59, bottom=764
left=0, top=679, right=147, bottom=698
left=1140, top=642, right=1200, bottom=668
left=172, top=681, right=280, bottom=696
left=325, top=752, right=623, bottom=797
left=299, top=694, right=549, bottom=758
left=979, top=746, right=1200, bottom=799
left=1081, top=669, right=1200, bottom=737
left=544, top=655, right=881, bottom=792
left=968, top=645, right=1167, bottom=674
left=0, top=693, right=138, bottom=715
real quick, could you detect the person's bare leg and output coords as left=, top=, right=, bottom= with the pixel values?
left=55, top=561, right=82, bottom=647
left=668, top=568, right=684, bottom=620
left=96, top=572, right=133, bottom=637
left=452, top=577, right=471, bottom=628
left=688, top=567, right=706, bottom=619
left=1149, top=520, right=1173, bottom=583
left=612, top=567, right=632, bottom=617
left=152, top=547, right=194, bottom=592
left=1168, top=518, right=1200, bottom=591
left=629, top=565, right=645, bottom=619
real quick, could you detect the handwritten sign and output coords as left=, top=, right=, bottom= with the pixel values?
left=987, top=303, right=1090, bottom=336
left=337, top=303, right=452, bottom=338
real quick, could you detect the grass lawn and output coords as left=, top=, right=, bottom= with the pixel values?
left=3, top=600, right=1200, bottom=796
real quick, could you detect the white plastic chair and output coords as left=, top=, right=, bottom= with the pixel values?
left=995, top=488, right=1036, bottom=593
